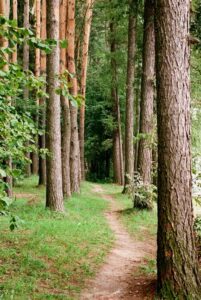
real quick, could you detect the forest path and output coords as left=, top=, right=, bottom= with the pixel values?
left=80, top=184, right=156, bottom=300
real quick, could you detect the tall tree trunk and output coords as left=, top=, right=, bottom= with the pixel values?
left=12, top=0, right=17, bottom=64
left=156, top=0, right=201, bottom=298
left=134, top=76, right=140, bottom=172
left=46, top=0, right=64, bottom=211
left=1, top=0, right=13, bottom=197
left=137, top=0, right=155, bottom=185
left=23, top=0, right=31, bottom=177
left=67, top=0, right=80, bottom=193
left=110, top=22, right=124, bottom=186
left=123, top=0, right=137, bottom=192
left=38, top=0, right=46, bottom=186
left=79, top=0, right=94, bottom=181
left=60, top=0, right=71, bottom=198
left=32, top=0, right=41, bottom=175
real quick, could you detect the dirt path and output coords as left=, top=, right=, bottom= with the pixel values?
left=80, top=185, right=156, bottom=300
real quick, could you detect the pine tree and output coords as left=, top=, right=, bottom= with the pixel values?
left=79, top=0, right=94, bottom=181
left=67, top=0, right=80, bottom=193
left=60, top=0, right=71, bottom=198
left=38, top=0, right=47, bottom=186
left=156, top=0, right=201, bottom=297
left=46, top=0, right=64, bottom=211
left=123, top=0, right=137, bottom=192
left=138, top=0, right=155, bottom=186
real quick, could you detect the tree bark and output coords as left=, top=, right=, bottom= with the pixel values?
left=12, top=0, right=17, bottom=64
left=32, top=0, right=41, bottom=175
left=60, top=0, right=71, bottom=198
left=155, top=0, right=201, bottom=298
left=67, top=0, right=80, bottom=193
left=46, top=0, right=64, bottom=211
left=79, top=0, right=94, bottom=181
left=0, top=0, right=13, bottom=197
left=38, top=0, right=47, bottom=186
left=137, top=0, right=155, bottom=184
left=23, top=0, right=31, bottom=177
left=123, top=0, right=137, bottom=192
left=110, top=22, right=124, bottom=186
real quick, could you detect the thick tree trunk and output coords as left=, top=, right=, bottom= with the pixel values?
left=38, top=0, right=46, bottom=186
left=60, top=0, right=71, bottom=198
left=79, top=0, right=94, bottom=181
left=156, top=0, right=201, bottom=298
left=110, top=22, right=124, bottom=186
left=46, top=0, right=64, bottom=211
left=137, top=0, right=155, bottom=184
left=67, top=0, right=80, bottom=193
left=23, top=0, right=31, bottom=177
left=32, top=0, right=41, bottom=175
left=123, top=0, right=137, bottom=191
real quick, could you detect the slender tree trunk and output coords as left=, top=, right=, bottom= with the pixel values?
left=60, top=0, right=71, bottom=198
left=1, top=0, right=13, bottom=197
left=123, top=0, right=137, bottom=192
left=12, top=0, right=17, bottom=64
left=38, top=0, right=46, bottom=186
left=46, top=0, right=64, bottom=211
left=79, top=0, right=94, bottom=181
left=23, top=0, right=31, bottom=177
left=110, top=22, right=124, bottom=186
left=138, top=0, right=155, bottom=185
left=134, top=73, right=140, bottom=172
left=6, top=0, right=12, bottom=197
left=156, top=0, right=201, bottom=298
left=67, top=0, right=80, bottom=193
left=32, top=0, right=41, bottom=175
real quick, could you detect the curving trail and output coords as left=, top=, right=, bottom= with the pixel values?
left=80, top=185, right=156, bottom=300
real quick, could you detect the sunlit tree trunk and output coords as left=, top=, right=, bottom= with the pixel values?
left=110, top=22, right=124, bottom=186
left=156, top=0, right=201, bottom=297
left=79, top=0, right=94, bottom=181
left=123, top=0, right=137, bottom=192
left=23, top=0, right=31, bottom=177
left=46, top=0, right=64, bottom=211
left=138, top=0, right=155, bottom=185
left=60, top=0, right=71, bottom=198
left=67, top=0, right=80, bottom=193
left=38, top=0, right=46, bottom=186
left=32, top=0, right=41, bottom=175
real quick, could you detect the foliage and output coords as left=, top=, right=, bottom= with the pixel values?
left=127, top=173, right=157, bottom=210
left=0, top=189, right=23, bottom=231
left=0, top=18, right=51, bottom=223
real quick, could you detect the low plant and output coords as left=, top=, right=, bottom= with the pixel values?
left=127, top=173, right=157, bottom=210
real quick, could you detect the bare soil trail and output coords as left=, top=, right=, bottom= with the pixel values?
left=80, top=184, right=156, bottom=300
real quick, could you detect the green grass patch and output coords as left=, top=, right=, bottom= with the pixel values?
left=100, top=183, right=157, bottom=240
left=0, top=177, right=114, bottom=299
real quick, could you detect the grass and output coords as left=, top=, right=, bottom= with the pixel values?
left=100, top=183, right=157, bottom=241
left=0, top=177, right=114, bottom=300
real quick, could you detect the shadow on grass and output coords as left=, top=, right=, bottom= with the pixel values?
left=116, top=208, right=136, bottom=215
left=116, top=208, right=152, bottom=216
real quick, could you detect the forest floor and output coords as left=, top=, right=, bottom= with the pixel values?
left=0, top=178, right=157, bottom=299
left=81, top=184, right=156, bottom=300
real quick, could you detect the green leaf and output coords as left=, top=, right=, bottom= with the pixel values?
left=60, top=39, right=68, bottom=49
